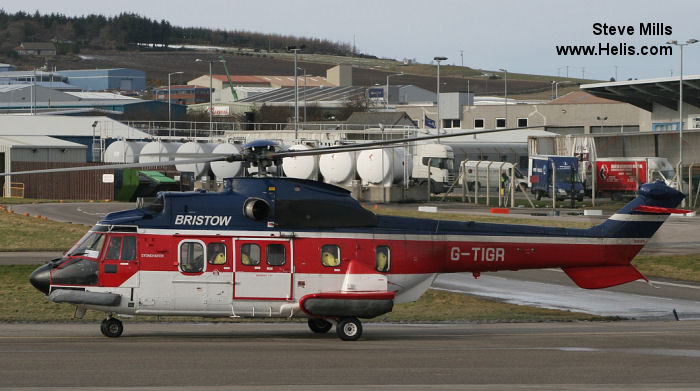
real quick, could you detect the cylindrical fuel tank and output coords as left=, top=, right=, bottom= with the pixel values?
left=282, top=144, right=318, bottom=180
left=356, top=148, right=412, bottom=185
left=210, top=143, right=244, bottom=179
left=103, top=140, right=147, bottom=163
left=138, top=141, right=182, bottom=163
left=319, top=151, right=357, bottom=185
left=174, top=142, right=216, bottom=177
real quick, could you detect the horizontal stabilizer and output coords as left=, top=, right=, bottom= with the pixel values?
left=563, top=265, right=647, bottom=289
left=632, top=205, right=693, bottom=214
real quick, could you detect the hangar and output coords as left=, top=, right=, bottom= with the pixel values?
left=582, top=75, right=700, bottom=131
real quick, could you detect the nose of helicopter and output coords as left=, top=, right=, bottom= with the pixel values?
left=29, top=263, right=52, bottom=295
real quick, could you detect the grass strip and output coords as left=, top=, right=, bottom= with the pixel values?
left=0, top=265, right=608, bottom=323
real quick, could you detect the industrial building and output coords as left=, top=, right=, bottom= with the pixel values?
left=186, top=64, right=351, bottom=104
left=56, top=68, right=146, bottom=91
left=400, top=90, right=648, bottom=134
left=15, top=42, right=56, bottom=56
left=0, top=84, right=184, bottom=120
left=153, top=85, right=211, bottom=105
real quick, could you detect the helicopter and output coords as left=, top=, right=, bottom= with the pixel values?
left=2, top=128, right=690, bottom=341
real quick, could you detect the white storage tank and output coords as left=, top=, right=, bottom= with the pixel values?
left=175, top=142, right=216, bottom=177
left=282, top=144, right=318, bottom=180
left=210, top=143, right=244, bottom=179
left=356, top=148, right=412, bottom=186
left=104, top=140, right=147, bottom=163
left=138, top=141, right=182, bottom=163
left=319, top=151, right=357, bottom=185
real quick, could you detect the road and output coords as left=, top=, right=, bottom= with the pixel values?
left=1, top=321, right=699, bottom=389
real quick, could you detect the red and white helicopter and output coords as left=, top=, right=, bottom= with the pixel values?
left=3, top=128, right=688, bottom=341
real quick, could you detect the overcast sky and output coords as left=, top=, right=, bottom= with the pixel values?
left=3, top=0, right=700, bottom=81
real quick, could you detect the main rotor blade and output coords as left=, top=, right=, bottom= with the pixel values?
left=0, top=156, right=235, bottom=177
left=273, top=125, right=542, bottom=158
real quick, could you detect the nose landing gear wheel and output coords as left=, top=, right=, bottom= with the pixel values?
left=100, top=317, right=123, bottom=338
left=308, top=318, right=332, bottom=334
left=336, top=317, right=362, bottom=341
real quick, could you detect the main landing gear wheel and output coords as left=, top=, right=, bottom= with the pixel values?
left=308, top=318, right=333, bottom=334
left=100, top=317, right=123, bottom=338
left=336, top=317, right=362, bottom=341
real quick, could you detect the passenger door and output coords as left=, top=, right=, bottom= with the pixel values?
left=233, top=238, right=292, bottom=300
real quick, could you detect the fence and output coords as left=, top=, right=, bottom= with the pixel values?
left=8, top=162, right=115, bottom=200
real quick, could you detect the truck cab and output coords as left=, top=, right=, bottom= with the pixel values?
left=412, top=143, right=455, bottom=193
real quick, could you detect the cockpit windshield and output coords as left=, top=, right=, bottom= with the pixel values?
left=66, top=230, right=106, bottom=258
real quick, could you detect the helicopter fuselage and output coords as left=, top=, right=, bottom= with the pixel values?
left=29, top=177, right=685, bottom=339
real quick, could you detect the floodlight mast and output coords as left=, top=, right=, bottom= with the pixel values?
left=666, top=38, right=698, bottom=201
left=287, top=45, right=305, bottom=139
left=434, top=56, right=447, bottom=140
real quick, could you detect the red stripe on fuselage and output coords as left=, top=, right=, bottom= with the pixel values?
left=84, top=232, right=645, bottom=288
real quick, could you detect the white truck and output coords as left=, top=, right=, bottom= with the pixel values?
left=461, top=160, right=528, bottom=191
left=411, top=143, right=455, bottom=193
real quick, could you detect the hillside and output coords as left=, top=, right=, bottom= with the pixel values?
left=12, top=48, right=585, bottom=99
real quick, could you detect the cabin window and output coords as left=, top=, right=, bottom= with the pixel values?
left=207, top=242, right=227, bottom=265
left=240, top=243, right=260, bottom=266
left=496, top=118, right=506, bottom=128
left=179, top=242, right=204, bottom=273
left=517, top=118, right=528, bottom=127
left=474, top=118, right=484, bottom=129
left=266, top=244, right=286, bottom=266
left=321, top=244, right=340, bottom=267
left=376, top=246, right=390, bottom=272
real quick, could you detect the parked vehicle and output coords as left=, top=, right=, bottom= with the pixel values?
left=412, top=143, right=455, bottom=193
left=528, top=155, right=585, bottom=201
left=461, top=161, right=528, bottom=191
left=585, top=157, right=678, bottom=201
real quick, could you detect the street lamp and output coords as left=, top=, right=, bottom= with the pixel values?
left=499, top=68, right=508, bottom=127
left=596, top=116, right=608, bottom=133
left=666, top=38, right=698, bottom=196
left=385, top=73, right=403, bottom=109
left=168, top=71, right=184, bottom=133
left=287, top=45, right=305, bottom=139
left=434, top=56, right=447, bottom=135
left=297, top=67, right=307, bottom=124
left=195, top=58, right=224, bottom=131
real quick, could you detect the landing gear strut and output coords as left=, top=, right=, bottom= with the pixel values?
left=100, top=317, right=123, bottom=338
left=336, top=317, right=362, bottom=341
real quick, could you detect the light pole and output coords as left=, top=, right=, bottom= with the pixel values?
left=297, top=66, right=307, bottom=123
left=499, top=68, right=507, bottom=127
left=596, top=116, right=608, bottom=133
left=434, top=56, right=447, bottom=135
left=195, top=58, right=224, bottom=131
left=667, top=39, right=698, bottom=196
left=385, top=73, right=403, bottom=109
left=168, top=71, right=184, bottom=133
left=287, top=45, right=304, bottom=139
